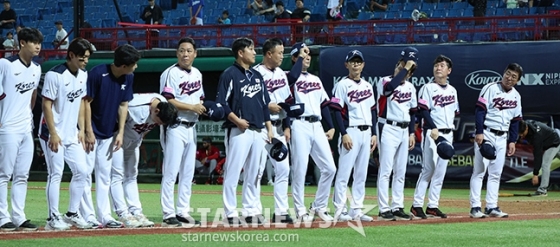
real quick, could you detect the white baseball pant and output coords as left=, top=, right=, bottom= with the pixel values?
left=333, top=127, right=371, bottom=216
left=412, top=131, right=453, bottom=208
left=223, top=127, right=266, bottom=218
left=537, top=129, right=560, bottom=193
left=160, top=125, right=197, bottom=219
left=0, top=132, right=34, bottom=226
left=110, top=139, right=145, bottom=217
left=377, top=123, right=409, bottom=213
left=259, top=126, right=290, bottom=215
left=470, top=130, right=507, bottom=209
left=290, top=119, right=336, bottom=216
left=40, top=139, right=92, bottom=217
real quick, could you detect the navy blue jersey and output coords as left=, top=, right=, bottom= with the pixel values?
left=216, top=62, right=271, bottom=129
left=86, top=64, right=134, bottom=139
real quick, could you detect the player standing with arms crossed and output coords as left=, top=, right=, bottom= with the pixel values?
left=0, top=27, right=43, bottom=231
left=80, top=44, right=141, bottom=228
left=376, top=47, right=418, bottom=221
left=110, top=93, right=178, bottom=228
left=289, top=42, right=336, bottom=223
left=159, top=37, right=205, bottom=227
left=253, top=38, right=306, bottom=224
left=217, top=37, right=273, bottom=225
left=470, top=63, right=523, bottom=218
left=410, top=55, right=458, bottom=219
left=40, top=38, right=94, bottom=230
left=331, top=50, right=377, bottom=222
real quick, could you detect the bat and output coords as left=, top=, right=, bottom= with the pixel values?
left=498, top=193, right=532, bottom=197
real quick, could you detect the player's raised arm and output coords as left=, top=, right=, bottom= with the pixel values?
left=287, top=43, right=308, bottom=86
left=383, top=47, right=418, bottom=96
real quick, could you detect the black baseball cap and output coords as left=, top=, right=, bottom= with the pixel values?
left=346, top=50, right=364, bottom=62
left=54, top=21, right=63, bottom=25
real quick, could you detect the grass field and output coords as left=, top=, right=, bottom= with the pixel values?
left=1, top=182, right=559, bottom=246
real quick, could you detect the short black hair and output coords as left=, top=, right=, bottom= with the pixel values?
left=113, top=44, right=140, bottom=67
left=6, top=31, right=11, bottom=36
left=17, top=27, right=44, bottom=45
left=433, top=54, right=453, bottom=69
left=66, top=38, right=94, bottom=60
left=177, top=37, right=197, bottom=50
left=222, top=10, right=229, bottom=15
left=519, top=120, right=527, bottom=134
left=262, top=38, right=283, bottom=55
left=232, top=37, right=254, bottom=59
left=202, top=137, right=212, bottom=143
left=157, top=101, right=179, bottom=126
left=276, top=1, right=284, bottom=7
left=505, top=63, right=523, bottom=79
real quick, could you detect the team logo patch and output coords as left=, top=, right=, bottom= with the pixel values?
left=66, top=88, right=84, bottom=102
left=391, top=90, right=412, bottom=103
left=132, top=123, right=158, bottom=134
left=295, top=81, right=321, bottom=94
left=179, top=80, right=202, bottom=95
left=121, top=84, right=127, bottom=90
left=266, top=78, right=286, bottom=93
left=432, top=94, right=456, bottom=107
left=241, top=83, right=262, bottom=98
left=15, top=81, right=35, bottom=94
left=348, top=89, right=373, bottom=103
left=493, top=97, right=518, bottom=110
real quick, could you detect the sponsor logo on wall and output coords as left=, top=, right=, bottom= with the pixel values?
left=464, top=70, right=502, bottom=90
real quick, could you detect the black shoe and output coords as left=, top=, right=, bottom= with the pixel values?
left=426, top=207, right=448, bottom=218
left=377, top=211, right=396, bottom=221
left=392, top=208, right=411, bottom=220
left=0, top=222, right=16, bottom=231
left=531, top=191, right=547, bottom=197
left=162, top=217, right=182, bottom=227
left=410, top=206, right=428, bottom=219
left=18, top=220, right=38, bottom=231
left=272, top=214, right=294, bottom=224
left=176, top=215, right=201, bottom=227
left=226, top=217, right=241, bottom=225
left=244, top=215, right=265, bottom=225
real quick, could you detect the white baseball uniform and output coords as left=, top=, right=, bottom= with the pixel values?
left=159, top=64, right=204, bottom=220
left=111, top=93, right=166, bottom=217
left=39, top=63, right=90, bottom=220
left=253, top=63, right=292, bottom=216
left=331, top=77, right=376, bottom=217
left=0, top=56, right=41, bottom=227
left=412, top=82, right=459, bottom=209
left=376, top=75, right=417, bottom=213
left=290, top=72, right=336, bottom=217
left=470, top=82, right=522, bottom=209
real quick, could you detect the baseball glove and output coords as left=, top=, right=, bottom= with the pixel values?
left=190, top=17, right=197, bottom=25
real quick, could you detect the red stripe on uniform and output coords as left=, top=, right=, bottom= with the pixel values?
left=378, top=95, right=388, bottom=119
left=0, top=93, right=5, bottom=100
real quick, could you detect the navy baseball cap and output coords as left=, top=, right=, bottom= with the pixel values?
left=290, top=42, right=306, bottom=56
left=346, top=50, right=364, bottom=62
left=203, top=101, right=225, bottom=122
left=435, top=136, right=455, bottom=160
left=278, top=102, right=305, bottom=117
left=479, top=140, right=497, bottom=160
left=266, top=138, right=288, bottom=162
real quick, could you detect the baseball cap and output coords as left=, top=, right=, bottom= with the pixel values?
left=202, top=101, right=226, bottom=122
left=346, top=50, right=364, bottom=62
left=290, top=42, right=306, bottom=56
left=266, top=138, right=288, bottom=162
left=435, top=136, right=455, bottom=160
left=54, top=21, right=63, bottom=25
left=479, top=140, right=497, bottom=160
left=278, top=102, right=305, bottom=117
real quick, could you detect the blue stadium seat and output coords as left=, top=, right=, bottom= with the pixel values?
left=102, top=19, right=116, bottom=28
left=357, top=11, right=374, bottom=20
left=384, top=11, right=400, bottom=19
left=389, top=3, right=403, bottom=11
left=448, top=9, right=463, bottom=17
left=57, top=1, right=72, bottom=13
left=512, top=7, right=529, bottom=15
left=313, top=5, right=327, bottom=15
left=495, top=8, right=512, bottom=16
left=451, top=2, right=469, bottom=9
left=421, top=3, right=437, bottom=11
left=431, top=9, right=447, bottom=18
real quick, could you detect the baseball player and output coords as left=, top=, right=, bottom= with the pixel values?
left=0, top=27, right=43, bottom=231
left=110, top=93, right=178, bottom=228
left=40, top=38, right=94, bottom=230
left=411, top=55, right=459, bottom=219
left=80, top=44, right=141, bottom=228
left=253, top=38, right=306, bottom=224
left=159, top=37, right=205, bottom=227
left=216, top=37, right=274, bottom=225
left=518, top=120, right=560, bottom=197
left=376, top=47, right=418, bottom=221
left=288, top=42, right=337, bottom=223
left=470, top=63, right=523, bottom=218
left=331, top=50, right=377, bottom=222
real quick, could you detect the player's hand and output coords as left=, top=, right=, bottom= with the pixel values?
left=48, top=134, right=62, bottom=153
left=192, top=104, right=207, bottom=115
left=267, top=131, right=274, bottom=143
left=236, top=119, right=250, bottom=132
left=78, top=130, right=86, bottom=151
left=430, top=128, right=439, bottom=140
left=532, top=175, right=539, bottom=186
left=299, top=45, right=310, bottom=58
left=370, top=135, right=378, bottom=153
left=269, top=103, right=282, bottom=114
left=342, top=134, right=353, bottom=150
left=201, top=157, right=207, bottom=164
left=113, top=133, right=124, bottom=152
left=475, top=134, right=484, bottom=145
left=144, top=12, right=151, bottom=17
left=507, top=142, right=516, bottom=156
left=284, top=128, right=291, bottom=143
left=408, top=134, right=415, bottom=150
left=85, top=130, right=96, bottom=152
left=325, top=128, right=335, bottom=141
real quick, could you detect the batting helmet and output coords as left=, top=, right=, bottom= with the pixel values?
left=202, top=101, right=225, bottom=122
left=435, top=136, right=455, bottom=160
left=479, top=140, right=497, bottom=160
left=266, top=138, right=288, bottom=162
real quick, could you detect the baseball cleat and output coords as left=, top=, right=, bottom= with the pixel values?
left=296, top=213, right=314, bottom=223
left=272, top=214, right=294, bottom=224
left=46, top=214, right=71, bottom=231
left=18, top=220, right=38, bottom=231
left=410, top=206, right=428, bottom=219
left=335, top=212, right=353, bottom=222
left=426, top=207, right=448, bottom=218
left=243, top=215, right=265, bottom=226
left=87, top=219, right=103, bottom=229
left=162, top=217, right=182, bottom=227
left=531, top=191, right=547, bottom=197
left=177, top=215, right=202, bottom=227
left=118, top=214, right=142, bottom=228
left=378, top=211, right=396, bottom=221
left=352, top=214, right=374, bottom=222
left=0, top=222, right=16, bottom=231
left=224, top=217, right=241, bottom=226
left=104, top=220, right=124, bottom=228
left=485, top=207, right=508, bottom=218
left=64, top=213, right=92, bottom=229
left=392, top=208, right=412, bottom=220
left=134, top=214, right=155, bottom=227
left=469, top=207, right=487, bottom=218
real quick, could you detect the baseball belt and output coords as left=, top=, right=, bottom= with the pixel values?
left=385, top=120, right=409, bottom=129
left=438, top=129, right=453, bottom=134
left=180, top=121, right=196, bottom=128
left=484, top=126, right=506, bottom=136
left=297, top=116, right=320, bottom=123
left=349, top=125, right=370, bottom=131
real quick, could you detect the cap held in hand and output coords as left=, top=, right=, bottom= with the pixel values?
left=266, top=138, right=288, bottom=162
left=435, top=136, right=455, bottom=159
left=401, top=47, right=419, bottom=63
left=479, top=140, right=497, bottom=160
left=278, top=103, right=305, bottom=117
